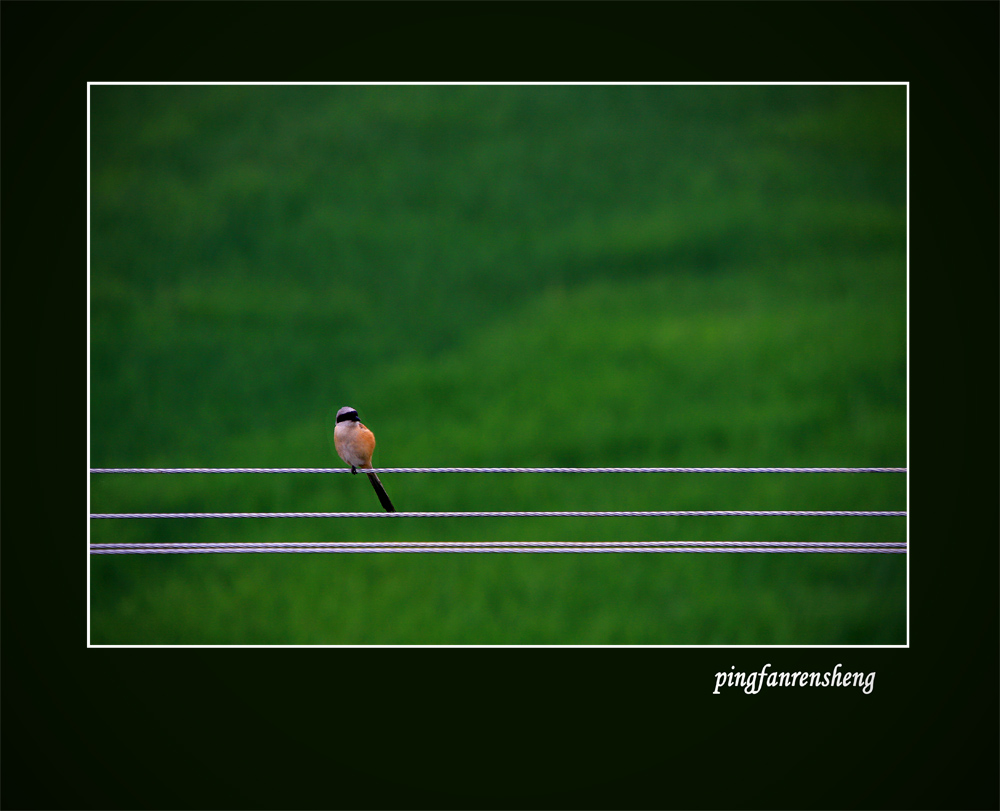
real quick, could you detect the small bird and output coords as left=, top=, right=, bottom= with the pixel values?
left=333, top=406, right=395, bottom=512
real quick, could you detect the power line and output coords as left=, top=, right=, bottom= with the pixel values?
left=90, top=541, right=907, bottom=555
left=89, top=467, right=907, bottom=474
left=92, top=540, right=906, bottom=548
left=90, top=510, right=906, bottom=519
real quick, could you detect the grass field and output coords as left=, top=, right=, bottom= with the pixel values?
left=89, top=84, right=907, bottom=644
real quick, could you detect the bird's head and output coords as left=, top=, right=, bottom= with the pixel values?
left=336, top=406, right=360, bottom=424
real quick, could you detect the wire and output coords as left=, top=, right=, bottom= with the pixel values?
left=92, top=540, right=905, bottom=548
left=89, top=467, right=907, bottom=474
left=90, top=510, right=906, bottom=519
left=90, top=541, right=907, bottom=555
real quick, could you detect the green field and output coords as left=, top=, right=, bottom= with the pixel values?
left=89, top=85, right=907, bottom=644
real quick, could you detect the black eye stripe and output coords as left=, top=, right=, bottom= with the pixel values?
left=336, top=411, right=359, bottom=423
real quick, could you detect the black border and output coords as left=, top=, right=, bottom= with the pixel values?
left=3, top=2, right=998, bottom=809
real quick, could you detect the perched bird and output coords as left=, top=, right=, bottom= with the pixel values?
left=333, top=406, right=395, bottom=512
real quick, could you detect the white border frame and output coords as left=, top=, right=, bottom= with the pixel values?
left=87, top=81, right=910, bottom=649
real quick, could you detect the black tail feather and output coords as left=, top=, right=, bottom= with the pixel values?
left=366, top=472, right=396, bottom=512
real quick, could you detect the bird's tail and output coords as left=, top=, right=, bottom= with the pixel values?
left=366, top=471, right=396, bottom=512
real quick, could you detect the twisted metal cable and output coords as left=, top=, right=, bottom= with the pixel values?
left=91, top=540, right=906, bottom=549
left=91, top=541, right=907, bottom=555
left=89, top=467, right=907, bottom=474
left=90, top=510, right=907, bottom=519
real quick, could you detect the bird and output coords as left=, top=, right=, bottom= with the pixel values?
left=333, top=406, right=395, bottom=512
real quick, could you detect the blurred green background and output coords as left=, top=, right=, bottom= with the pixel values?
left=89, top=84, right=906, bottom=645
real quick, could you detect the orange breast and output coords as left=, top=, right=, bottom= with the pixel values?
left=355, top=423, right=376, bottom=465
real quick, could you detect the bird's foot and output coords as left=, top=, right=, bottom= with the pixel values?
left=351, top=465, right=358, bottom=475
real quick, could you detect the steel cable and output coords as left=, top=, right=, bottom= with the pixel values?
left=90, top=467, right=907, bottom=474
left=90, top=510, right=906, bottom=519
left=91, top=541, right=907, bottom=555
